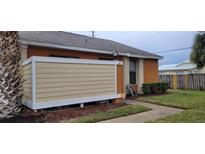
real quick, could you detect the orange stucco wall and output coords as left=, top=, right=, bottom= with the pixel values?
left=143, top=59, right=159, bottom=83
left=27, top=46, right=122, bottom=61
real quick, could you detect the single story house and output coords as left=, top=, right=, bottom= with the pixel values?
left=159, top=60, right=205, bottom=75
left=19, top=31, right=162, bottom=110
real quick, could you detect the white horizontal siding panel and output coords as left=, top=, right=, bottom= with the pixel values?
left=22, top=56, right=122, bottom=109
left=36, top=77, right=115, bottom=83
left=22, top=63, right=32, bottom=102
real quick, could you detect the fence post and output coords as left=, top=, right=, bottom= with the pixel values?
left=185, top=74, right=188, bottom=90
left=173, top=74, right=177, bottom=89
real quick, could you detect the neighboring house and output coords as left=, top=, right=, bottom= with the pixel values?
left=159, top=60, right=205, bottom=75
left=19, top=31, right=162, bottom=110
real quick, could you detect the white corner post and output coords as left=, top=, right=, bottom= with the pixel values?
left=138, top=59, right=144, bottom=94
left=31, top=59, right=37, bottom=110
left=80, top=103, right=84, bottom=108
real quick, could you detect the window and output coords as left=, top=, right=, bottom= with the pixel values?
left=129, top=58, right=136, bottom=84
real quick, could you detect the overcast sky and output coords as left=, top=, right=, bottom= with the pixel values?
left=71, top=31, right=197, bottom=66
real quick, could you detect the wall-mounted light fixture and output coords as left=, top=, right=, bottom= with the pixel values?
left=112, top=50, right=119, bottom=56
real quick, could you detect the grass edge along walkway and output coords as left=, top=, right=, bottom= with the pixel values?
left=64, top=104, right=151, bottom=123
left=138, top=90, right=205, bottom=123
left=151, top=109, right=205, bottom=123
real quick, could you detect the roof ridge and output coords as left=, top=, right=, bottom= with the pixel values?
left=63, top=32, right=160, bottom=57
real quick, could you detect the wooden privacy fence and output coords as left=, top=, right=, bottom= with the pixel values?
left=160, top=74, right=205, bottom=90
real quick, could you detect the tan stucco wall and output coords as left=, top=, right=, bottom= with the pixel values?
left=35, top=62, right=116, bottom=102
left=122, top=57, right=144, bottom=94
left=135, top=60, right=139, bottom=85
left=138, top=59, right=144, bottom=94
left=198, top=67, right=205, bottom=74
left=123, top=57, right=130, bottom=91
left=22, top=63, right=32, bottom=102
left=20, top=45, right=28, bottom=61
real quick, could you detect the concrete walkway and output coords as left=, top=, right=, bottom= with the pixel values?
left=101, top=100, right=184, bottom=123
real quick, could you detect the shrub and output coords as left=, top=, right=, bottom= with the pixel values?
left=142, top=82, right=169, bottom=95
left=150, top=83, right=160, bottom=94
left=160, top=82, right=169, bottom=92
left=142, top=84, right=151, bottom=94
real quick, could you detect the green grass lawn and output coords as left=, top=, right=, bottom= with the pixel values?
left=153, top=109, right=205, bottom=123
left=64, top=104, right=151, bottom=123
left=138, top=89, right=205, bottom=122
left=138, top=90, right=205, bottom=109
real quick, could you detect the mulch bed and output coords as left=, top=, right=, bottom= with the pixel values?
left=0, top=102, right=125, bottom=123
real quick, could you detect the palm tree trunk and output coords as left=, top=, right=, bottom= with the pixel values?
left=0, top=31, right=23, bottom=118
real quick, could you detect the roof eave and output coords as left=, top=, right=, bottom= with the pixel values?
left=119, top=52, right=162, bottom=60
left=159, top=68, right=196, bottom=72
left=19, top=40, right=162, bottom=60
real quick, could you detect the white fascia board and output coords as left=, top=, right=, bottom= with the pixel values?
left=132, top=54, right=162, bottom=60
left=119, top=53, right=162, bottom=60
left=25, top=94, right=121, bottom=110
left=20, top=40, right=162, bottom=60
left=24, top=56, right=123, bottom=65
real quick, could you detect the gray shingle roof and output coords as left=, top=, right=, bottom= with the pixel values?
left=19, top=31, right=162, bottom=59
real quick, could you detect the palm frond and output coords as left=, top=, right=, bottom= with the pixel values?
left=190, top=33, right=205, bottom=69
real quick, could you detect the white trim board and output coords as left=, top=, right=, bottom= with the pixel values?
left=31, top=60, right=36, bottom=104
left=23, top=94, right=121, bottom=110
left=23, top=56, right=123, bottom=66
